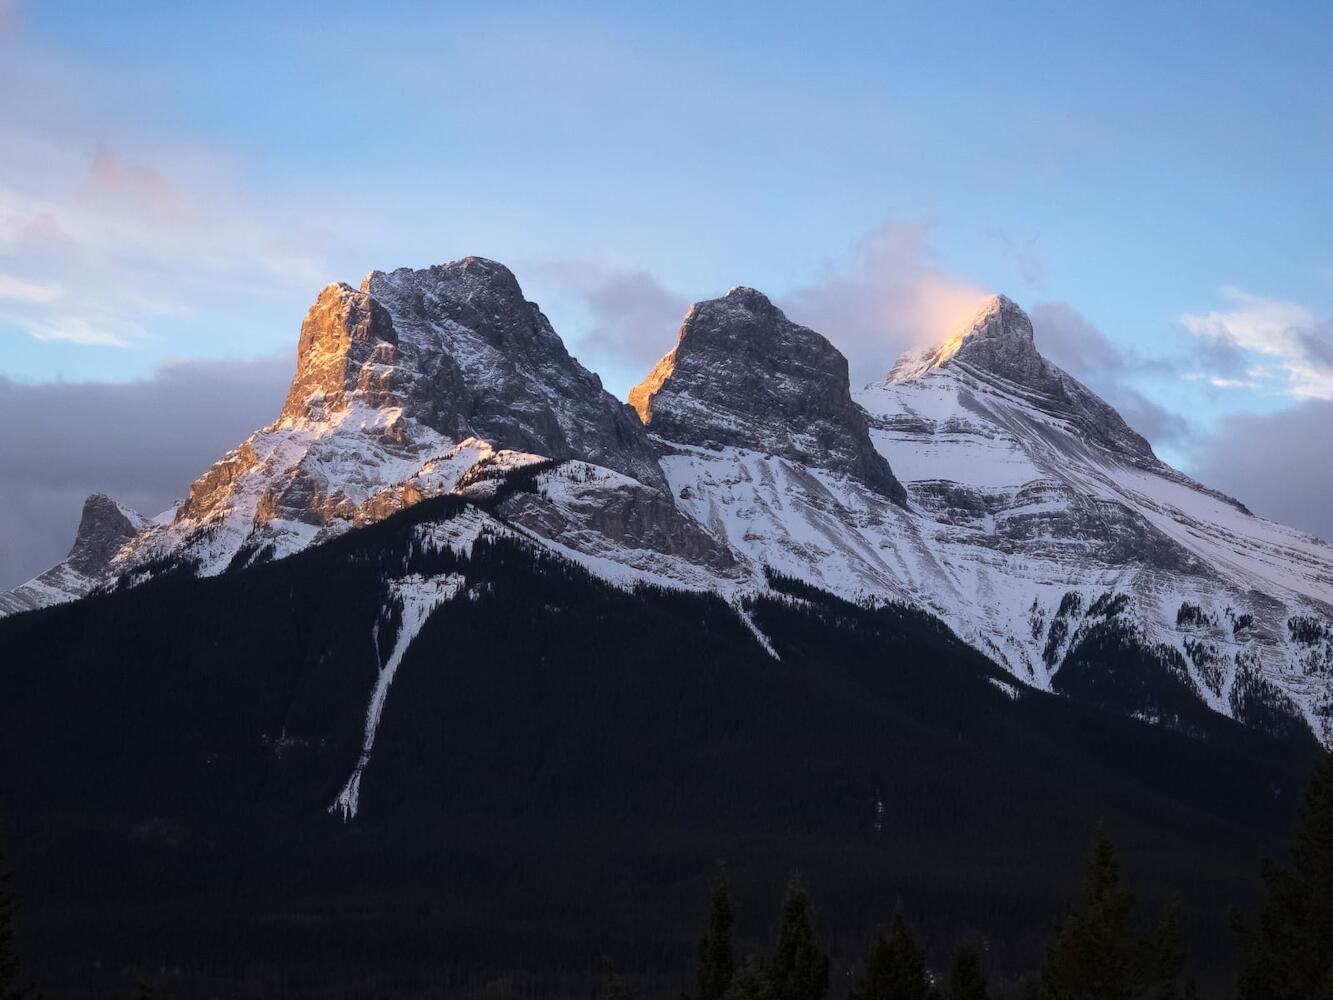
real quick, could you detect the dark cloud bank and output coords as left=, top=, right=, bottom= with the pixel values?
left=0, top=356, right=289, bottom=588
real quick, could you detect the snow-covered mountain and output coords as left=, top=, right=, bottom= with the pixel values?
left=5, top=258, right=1332, bottom=744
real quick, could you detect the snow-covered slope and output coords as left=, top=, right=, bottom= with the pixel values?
left=632, top=291, right=1333, bottom=740
left=859, top=296, right=1333, bottom=736
left=4, top=263, right=1331, bottom=745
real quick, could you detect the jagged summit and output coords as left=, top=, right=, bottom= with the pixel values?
left=630, top=286, right=908, bottom=503
left=364, top=258, right=664, bottom=488
left=66, top=494, right=147, bottom=575
left=0, top=492, right=146, bottom=616
left=279, top=282, right=400, bottom=424
left=888, top=294, right=1039, bottom=383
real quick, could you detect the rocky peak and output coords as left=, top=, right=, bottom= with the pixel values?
left=361, top=257, right=667, bottom=490
left=881, top=295, right=1252, bottom=504
left=889, top=294, right=1041, bottom=384
left=630, top=288, right=908, bottom=504
left=279, top=282, right=399, bottom=423
left=66, top=494, right=144, bottom=576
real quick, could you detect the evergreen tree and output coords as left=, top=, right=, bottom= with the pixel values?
left=724, top=958, right=775, bottom=1000
left=1034, top=831, right=1190, bottom=1000
left=946, top=945, right=988, bottom=1000
left=604, top=971, right=635, bottom=1000
left=850, top=914, right=933, bottom=1000
left=768, top=875, right=829, bottom=1000
left=696, top=873, right=736, bottom=1000
left=0, top=839, right=28, bottom=1000
left=1238, top=750, right=1333, bottom=1000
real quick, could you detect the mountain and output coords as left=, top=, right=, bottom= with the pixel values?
left=858, top=295, right=1333, bottom=739
left=1, top=260, right=1329, bottom=995
left=0, top=479, right=1316, bottom=998
left=0, top=493, right=147, bottom=615
left=4, top=261, right=1333, bottom=744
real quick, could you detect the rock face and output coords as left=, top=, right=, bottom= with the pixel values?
left=278, top=282, right=404, bottom=422
left=630, top=287, right=907, bottom=503
left=95, top=257, right=671, bottom=579
left=889, top=296, right=1247, bottom=506
left=66, top=494, right=144, bottom=575
left=0, top=494, right=145, bottom=616
left=365, top=258, right=664, bottom=490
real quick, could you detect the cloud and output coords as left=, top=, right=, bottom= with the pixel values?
left=0, top=39, right=363, bottom=368
left=23, top=315, right=135, bottom=347
left=780, top=221, right=993, bottom=387
left=0, top=273, right=62, bottom=303
left=526, top=259, right=690, bottom=375
left=530, top=222, right=993, bottom=396
left=0, top=356, right=290, bottom=589
left=85, top=143, right=183, bottom=219
left=1029, top=301, right=1191, bottom=448
left=1179, top=288, right=1333, bottom=400
left=1188, top=400, right=1333, bottom=544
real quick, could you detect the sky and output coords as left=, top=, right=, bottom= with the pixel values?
left=1, top=0, right=1332, bottom=587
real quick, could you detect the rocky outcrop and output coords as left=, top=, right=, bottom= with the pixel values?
left=66, top=494, right=145, bottom=574
left=279, top=283, right=404, bottom=422
left=366, top=258, right=665, bottom=490
left=0, top=494, right=144, bottom=616
left=890, top=296, right=1248, bottom=511
left=630, top=287, right=907, bottom=504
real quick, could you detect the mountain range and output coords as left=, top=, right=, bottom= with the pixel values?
left=3, top=257, right=1331, bottom=996
left=5, top=256, right=1331, bottom=747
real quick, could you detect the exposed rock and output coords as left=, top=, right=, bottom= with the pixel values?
left=630, top=287, right=907, bottom=504
left=366, top=257, right=665, bottom=490
left=889, top=295, right=1249, bottom=510
left=0, top=494, right=144, bottom=616
left=66, top=494, right=145, bottom=574
left=279, top=282, right=402, bottom=422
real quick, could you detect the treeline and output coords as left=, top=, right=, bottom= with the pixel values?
left=667, top=836, right=1188, bottom=1000
left=651, top=750, right=1333, bottom=1000
left=6, top=746, right=1333, bottom=999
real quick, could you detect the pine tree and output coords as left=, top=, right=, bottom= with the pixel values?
left=0, top=839, right=29, bottom=1000
left=604, top=972, right=634, bottom=1000
left=1034, top=831, right=1190, bottom=1000
left=850, top=914, right=932, bottom=1000
left=724, top=958, right=775, bottom=1000
left=946, top=945, right=988, bottom=1000
left=696, top=873, right=736, bottom=1000
left=1238, top=750, right=1333, bottom=1000
left=768, top=875, right=829, bottom=1000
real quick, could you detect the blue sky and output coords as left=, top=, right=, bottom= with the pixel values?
left=1, top=1, right=1332, bottom=583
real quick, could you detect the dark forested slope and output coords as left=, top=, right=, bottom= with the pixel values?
left=0, top=494, right=1317, bottom=998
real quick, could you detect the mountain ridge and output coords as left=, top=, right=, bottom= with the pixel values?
left=4, top=256, right=1331, bottom=746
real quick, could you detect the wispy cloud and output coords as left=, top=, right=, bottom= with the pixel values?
left=781, top=221, right=993, bottom=387
left=0, top=34, right=360, bottom=365
left=0, top=273, right=62, bottom=303
left=525, top=258, right=690, bottom=377
left=1179, top=288, right=1333, bottom=400
left=23, top=315, right=135, bottom=348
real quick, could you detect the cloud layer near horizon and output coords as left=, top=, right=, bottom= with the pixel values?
left=0, top=357, right=289, bottom=588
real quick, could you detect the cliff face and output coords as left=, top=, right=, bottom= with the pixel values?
left=630, top=286, right=906, bottom=504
